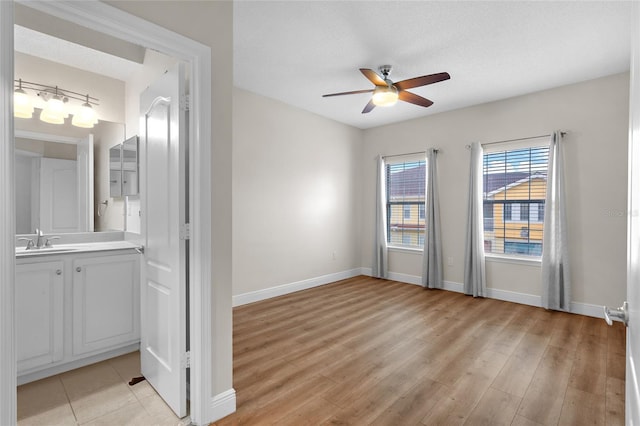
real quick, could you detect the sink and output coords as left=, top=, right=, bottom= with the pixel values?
left=15, top=246, right=79, bottom=256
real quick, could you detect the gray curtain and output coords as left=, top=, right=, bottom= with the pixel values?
left=422, top=149, right=443, bottom=289
left=372, top=155, right=388, bottom=278
left=463, top=142, right=487, bottom=297
left=541, top=131, right=571, bottom=310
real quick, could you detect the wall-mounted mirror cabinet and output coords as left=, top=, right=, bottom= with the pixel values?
left=110, top=135, right=139, bottom=198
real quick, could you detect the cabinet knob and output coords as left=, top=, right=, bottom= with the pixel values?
left=56, top=269, right=62, bottom=275
left=76, top=267, right=82, bottom=272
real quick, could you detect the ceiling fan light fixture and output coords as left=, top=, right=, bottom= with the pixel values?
left=372, top=85, right=398, bottom=107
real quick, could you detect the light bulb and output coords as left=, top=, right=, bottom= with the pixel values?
left=72, top=102, right=98, bottom=128
left=13, top=88, right=33, bottom=119
left=39, top=96, right=66, bottom=124
left=372, top=85, right=399, bottom=107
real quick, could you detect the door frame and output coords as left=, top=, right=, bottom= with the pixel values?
left=0, top=1, right=216, bottom=424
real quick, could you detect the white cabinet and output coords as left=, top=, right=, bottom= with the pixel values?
left=72, top=254, right=140, bottom=355
left=16, top=250, right=140, bottom=383
left=15, top=261, right=64, bottom=373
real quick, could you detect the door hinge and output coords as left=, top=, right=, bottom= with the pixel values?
left=180, top=94, right=190, bottom=112
left=183, top=351, right=191, bottom=368
left=180, top=223, right=190, bottom=240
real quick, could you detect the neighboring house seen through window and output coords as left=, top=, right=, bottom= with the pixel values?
left=386, top=157, right=427, bottom=249
left=482, top=143, right=549, bottom=257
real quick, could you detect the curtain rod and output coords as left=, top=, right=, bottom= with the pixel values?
left=382, top=149, right=438, bottom=159
left=465, top=131, right=567, bottom=150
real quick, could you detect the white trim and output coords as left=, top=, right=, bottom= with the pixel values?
left=487, top=287, right=541, bottom=307
left=388, top=271, right=422, bottom=286
left=15, top=130, right=82, bottom=145
left=485, top=254, right=542, bottom=266
left=360, top=268, right=604, bottom=319
left=4, top=2, right=216, bottom=425
left=569, top=301, right=607, bottom=319
left=233, top=269, right=363, bottom=307
left=0, top=2, right=16, bottom=425
left=17, top=343, right=139, bottom=386
left=209, top=389, right=236, bottom=422
left=388, top=246, right=423, bottom=254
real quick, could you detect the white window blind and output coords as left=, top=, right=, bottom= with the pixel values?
left=385, top=156, right=427, bottom=249
left=482, top=140, right=550, bottom=257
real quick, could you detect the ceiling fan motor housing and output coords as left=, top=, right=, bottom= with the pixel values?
left=379, top=65, right=393, bottom=79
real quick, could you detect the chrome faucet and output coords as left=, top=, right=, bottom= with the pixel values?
left=34, top=228, right=44, bottom=249
left=17, top=237, right=35, bottom=250
left=19, top=229, right=61, bottom=250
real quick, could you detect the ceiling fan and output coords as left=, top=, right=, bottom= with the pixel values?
left=322, top=65, right=450, bottom=114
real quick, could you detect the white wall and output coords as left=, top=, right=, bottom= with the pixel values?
left=232, top=88, right=363, bottom=297
left=361, top=72, right=630, bottom=308
left=92, top=121, right=126, bottom=232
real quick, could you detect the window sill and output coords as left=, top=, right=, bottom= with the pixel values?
left=388, top=245, right=423, bottom=254
left=485, top=254, right=541, bottom=266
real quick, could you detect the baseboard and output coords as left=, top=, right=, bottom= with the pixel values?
left=233, top=268, right=363, bottom=306
left=17, top=343, right=140, bottom=385
left=388, top=271, right=422, bottom=286
left=570, top=301, right=605, bottom=318
left=208, top=388, right=236, bottom=424
left=360, top=268, right=604, bottom=319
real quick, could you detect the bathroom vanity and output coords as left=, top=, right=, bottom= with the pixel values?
left=15, top=241, right=141, bottom=384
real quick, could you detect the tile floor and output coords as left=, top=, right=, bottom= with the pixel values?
left=17, top=351, right=189, bottom=426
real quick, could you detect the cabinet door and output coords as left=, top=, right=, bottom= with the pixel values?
left=72, top=254, right=140, bottom=355
left=16, top=261, right=64, bottom=373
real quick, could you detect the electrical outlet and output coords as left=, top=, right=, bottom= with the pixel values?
left=447, top=256, right=454, bottom=266
left=332, top=251, right=336, bottom=260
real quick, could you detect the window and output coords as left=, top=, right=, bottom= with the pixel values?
left=386, top=158, right=426, bottom=249
left=482, top=143, right=549, bottom=257
left=403, top=205, right=411, bottom=219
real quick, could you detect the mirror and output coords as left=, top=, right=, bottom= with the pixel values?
left=110, top=136, right=139, bottom=198
left=122, top=136, right=139, bottom=196
left=14, top=120, right=126, bottom=234
left=109, top=144, right=122, bottom=198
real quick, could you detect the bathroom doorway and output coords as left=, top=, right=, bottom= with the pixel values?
left=0, top=2, right=215, bottom=424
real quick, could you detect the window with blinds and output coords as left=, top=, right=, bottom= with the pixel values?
left=385, top=158, right=427, bottom=249
left=482, top=143, right=550, bottom=257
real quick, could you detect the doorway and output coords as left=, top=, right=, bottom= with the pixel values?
left=0, top=2, right=215, bottom=425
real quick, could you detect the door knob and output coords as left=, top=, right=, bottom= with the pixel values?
left=604, top=301, right=628, bottom=326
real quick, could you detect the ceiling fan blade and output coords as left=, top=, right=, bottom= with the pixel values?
left=360, top=68, right=387, bottom=87
left=362, top=99, right=376, bottom=114
left=322, top=89, right=374, bottom=98
left=399, top=91, right=434, bottom=108
left=394, top=72, right=450, bottom=90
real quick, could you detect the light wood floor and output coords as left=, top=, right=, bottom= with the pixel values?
left=214, top=275, right=625, bottom=426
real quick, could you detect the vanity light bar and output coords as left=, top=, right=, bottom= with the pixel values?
left=14, top=79, right=100, bottom=128
left=14, top=79, right=99, bottom=106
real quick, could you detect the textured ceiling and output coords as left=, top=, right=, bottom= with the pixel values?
left=234, top=1, right=632, bottom=130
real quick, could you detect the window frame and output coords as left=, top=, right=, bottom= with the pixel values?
left=481, top=138, right=550, bottom=260
left=384, top=155, right=427, bottom=250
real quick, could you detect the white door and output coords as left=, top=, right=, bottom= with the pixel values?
left=627, top=3, right=640, bottom=423
left=139, top=64, right=188, bottom=418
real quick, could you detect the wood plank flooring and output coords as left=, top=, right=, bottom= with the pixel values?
left=213, top=276, right=625, bottom=426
